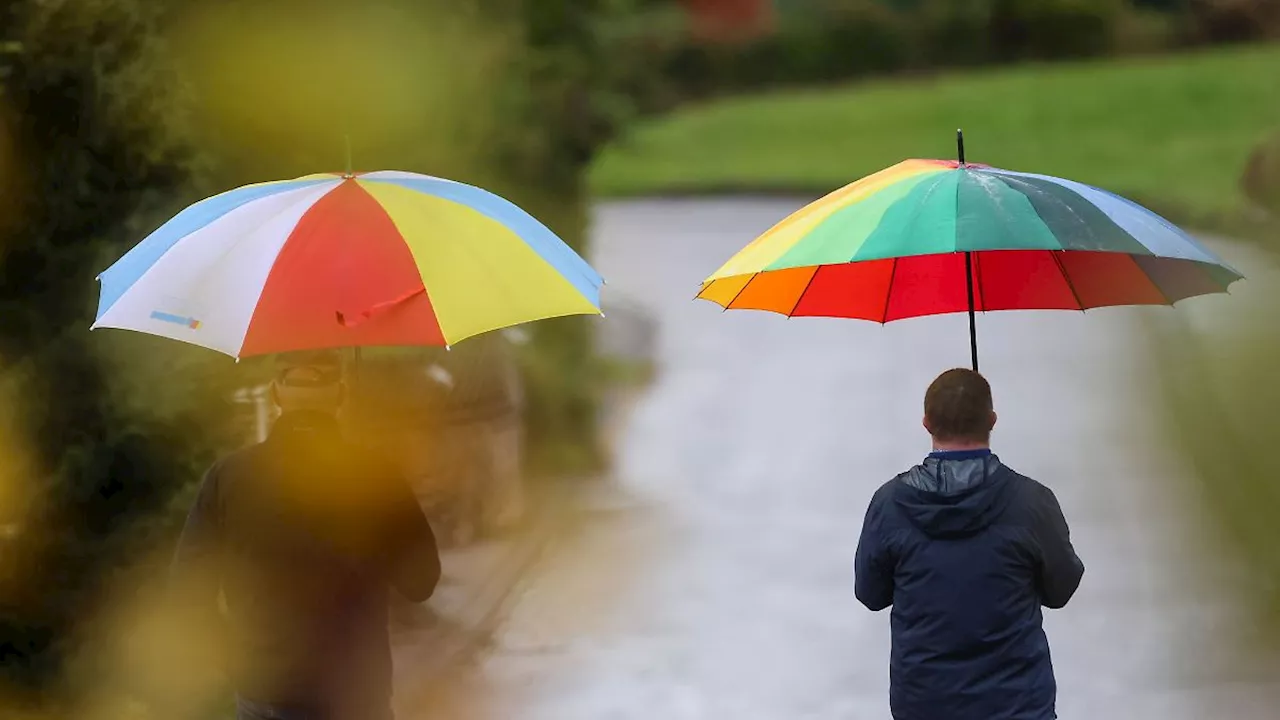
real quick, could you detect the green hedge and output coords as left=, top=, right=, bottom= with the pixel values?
left=1187, top=0, right=1280, bottom=43
left=652, top=0, right=1268, bottom=98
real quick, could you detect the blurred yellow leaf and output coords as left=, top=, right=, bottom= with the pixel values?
left=168, top=0, right=509, bottom=181
left=0, top=360, right=41, bottom=604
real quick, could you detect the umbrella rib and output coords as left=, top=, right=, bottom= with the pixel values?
left=880, top=258, right=899, bottom=324
left=722, top=272, right=759, bottom=311
left=172, top=184, right=344, bottom=322
left=786, top=267, right=820, bottom=318
left=1050, top=251, right=1086, bottom=311
left=1132, top=254, right=1177, bottom=307
left=973, top=252, right=987, bottom=314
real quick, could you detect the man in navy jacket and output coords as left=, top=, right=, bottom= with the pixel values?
left=855, top=369, right=1084, bottom=720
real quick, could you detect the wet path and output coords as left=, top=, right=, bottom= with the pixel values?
left=415, top=199, right=1279, bottom=719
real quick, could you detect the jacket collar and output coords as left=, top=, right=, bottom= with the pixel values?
left=927, top=448, right=993, bottom=461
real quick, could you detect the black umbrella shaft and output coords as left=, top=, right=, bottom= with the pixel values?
left=965, top=251, right=979, bottom=373
left=958, top=129, right=978, bottom=372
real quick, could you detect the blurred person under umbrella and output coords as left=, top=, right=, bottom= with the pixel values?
left=91, top=167, right=602, bottom=530
left=170, top=350, right=440, bottom=720
left=91, top=170, right=605, bottom=719
left=855, top=369, right=1084, bottom=720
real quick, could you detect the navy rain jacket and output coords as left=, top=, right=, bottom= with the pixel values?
left=854, top=450, right=1084, bottom=720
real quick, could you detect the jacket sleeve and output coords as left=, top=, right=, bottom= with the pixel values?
left=381, top=471, right=442, bottom=603
left=170, top=462, right=225, bottom=611
left=1031, top=485, right=1085, bottom=609
left=157, top=465, right=229, bottom=720
left=854, top=491, right=894, bottom=611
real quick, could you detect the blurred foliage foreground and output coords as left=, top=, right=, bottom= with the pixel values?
left=1152, top=240, right=1280, bottom=659
left=1243, top=128, right=1280, bottom=216
left=0, top=0, right=676, bottom=714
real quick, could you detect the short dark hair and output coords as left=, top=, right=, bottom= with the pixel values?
left=924, top=368, right=994, bottom=443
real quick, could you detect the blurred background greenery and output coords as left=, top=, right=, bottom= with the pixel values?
left=0, top=0, right=1278, bottom=716
left=1148, top=240, right=1280, bottom=660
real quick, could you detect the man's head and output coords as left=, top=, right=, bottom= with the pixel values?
left=923, top=368, right=996, bottom=448
left=271, top=350, right=346, bottom=415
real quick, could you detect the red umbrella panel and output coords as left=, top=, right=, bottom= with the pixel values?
left=702, top=249, right=1236, bottom=322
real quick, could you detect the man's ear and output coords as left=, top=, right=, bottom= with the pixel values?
left=922, top=415, right=932, bottom=434
left=989, top=410, right=998, bottom=432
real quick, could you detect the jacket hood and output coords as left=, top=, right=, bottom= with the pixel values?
left=894, top=451, right=1012, bottom=538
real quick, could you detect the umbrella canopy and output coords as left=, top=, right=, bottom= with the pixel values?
left=698, top=139, right=1243, bottom=370
left=93, top=171, right=604, bottom=358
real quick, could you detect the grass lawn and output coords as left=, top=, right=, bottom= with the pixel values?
left=591, top=44, right=1280, bottom=224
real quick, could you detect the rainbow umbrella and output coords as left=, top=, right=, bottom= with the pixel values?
left=698, top=131, right=1243, bottom=371
left=92, top=171, right=604, bottom=358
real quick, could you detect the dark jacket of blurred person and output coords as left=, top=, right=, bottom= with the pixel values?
left=855, top=369, right=1084, bottom=720
left=171, top=350, right=441, bottom=720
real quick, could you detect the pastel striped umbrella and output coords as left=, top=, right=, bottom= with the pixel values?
left=698, top=131, right=1243, bottom=371
left=93, top=171, right=604, bottom=359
